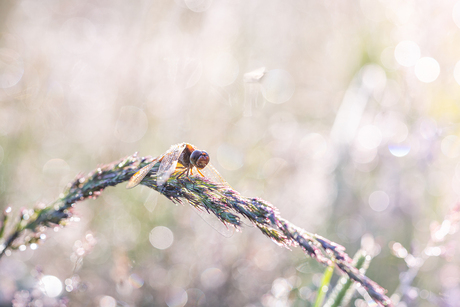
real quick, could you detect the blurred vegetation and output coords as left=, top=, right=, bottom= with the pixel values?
left=1, top=1, right=460, bottom=306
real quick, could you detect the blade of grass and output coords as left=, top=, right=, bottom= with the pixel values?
left=325, top=249, right=370, bottom=307
left=314, top=260, right=335, bottom=307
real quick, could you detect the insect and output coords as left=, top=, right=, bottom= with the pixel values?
left=127, top=143, right=235, bottom=237
left=126, top=143, right=229, bottom=189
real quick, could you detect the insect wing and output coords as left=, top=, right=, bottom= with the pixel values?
left=126, top=159, right=157, bottom=189
left=200, top=163, right=232, bottom=188
left=200, top=164, right=254, bottom=228
left=157, top=143, right=186, bottom=186
left=185, top=201, right=235, bottom=238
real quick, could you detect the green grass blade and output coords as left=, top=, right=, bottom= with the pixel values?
left=314, top=261, right=335, bottom=307
left=324, top=249, right=370, bottom=307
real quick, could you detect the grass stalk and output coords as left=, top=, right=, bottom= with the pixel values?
left=0, top=152, right=393, bottom=306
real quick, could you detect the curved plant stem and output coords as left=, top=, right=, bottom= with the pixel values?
left=0, top=152, right=394, bottom=306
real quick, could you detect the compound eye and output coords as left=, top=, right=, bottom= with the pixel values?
left=190, top=150, right=210, bottom=169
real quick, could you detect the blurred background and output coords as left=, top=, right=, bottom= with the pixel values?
left=1, top=0, right=460, bottom=306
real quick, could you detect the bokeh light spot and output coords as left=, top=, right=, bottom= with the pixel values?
left=453, top=1, right=460, bottom=28
left=42, top=159, right=71, bottom=178
left=441, top=135, right=460, bottom=158
left=186, top=289, right=206, bottom=306
left=362, top=64, right=386, bottom=92
left=453, top=60, right=460, bottom=85
left=271, top=278, right=292, bottom=298
left=261, top=157, right=287, bottom=179
left=298, top=133, right=328, bottom=159
left=169, top=58, right=202, bottom=89
left=39, top=275, right=63, bottom=298
left=381, top=47, right=398, bottom=70
left=261, top=69, right=295, bottom=104
left=389, top=144, right=411, bottom=157
left=356, top=125, right=382, bottom=149
left=0, top=145, right=4, bottom=165
left=99, top=295, right=117, bottom=307
left=200, top=268, right=226, bottom=289
left=149, top=226, right=174, bottom=250
left=351, top=146, right=377, bottom=164
left=269, top=112, right=298, bottom=140
left=184, top=0, right=213, bottom=12
left=394, top=41, right=421, bottom=67
left=414, top=57, right=440, bottom=83
left=166, top=287, right=188, bottom=307
left=114, top=106, right=148, bottom=143
left=360, top=0, right=385, bottom=22
left=206, top=53, right=239, bottom=87
left=368, top=191, right=390, bottom=212
left=419, top=118, right=437, bottom=139
left=336, top=217, right=365, bottom=243
left=129, top=274, right=144, bottom=288
left=59, top=18, right=97, bottom=54
left=0, top=48, right=24, bottom=88
left=216, top=143, right=243, bottom=170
